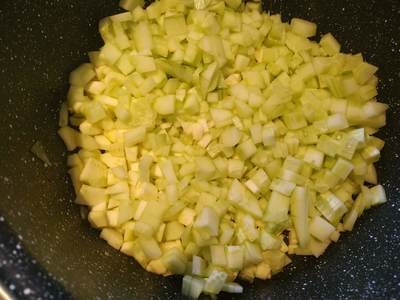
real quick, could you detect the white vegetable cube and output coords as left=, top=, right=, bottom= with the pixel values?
left=220, top=126, right=242, bottom=147
left=343, top=209, right=358, bottom=232
left=146, top=259, right=168, bottom=275
left=182, top=43, right=199, bottom=66
left=361, top=146, right=380, bottom=163
left=255, top=262, right=272, bottom=280
left=106, top=181, right=129, bottom=195
left=353, top=62, right=378, bottom=85
left=124, top=126, right=146, bottom=146
left=210, top=108, right=232, bottom=127
left=88, top=210, right=108, bottom=228
left=309, top=216, right=335, bottom=241
left=117, top=54, right=135, bottom=75
left=331, top=158, right=353, bottom=180
left=118, top=198, right=136, bottom=224
left=262, top=127, right=276, bottom=146
left=138, top=155, right=153, bottom=182
left=219, top=223, right=234, bottom=244
left=234, top=54, right=250, bottom=71
left=123, top=221, right=136, bottom=241
left=317, top=135, right=340, bottom=157
left=193, top=207, right=220, bottom=237
left=119, top=0, right=144, bottom=11
left=178, top=208, right=196, bottom=226
left=245, top=169, right=270, bottom=194
left=69, top=63, right=95, bottom=87
left=156, top=223, right=166, bottom=243
left=222, top=282, right=243, bottom=294
left=366, top=185, right=387, bottom=206
left=100, top=153, right=126, bottom=168
left=203, top=270, right=228, bottom=295
left=244, top=242, right=263, bottom=266
left=164, top=15, right=187, bottom=36
left=105, top=208, right=118, bottom=227
left=192, top=255, right=206, bottom=277
left=365, top=164, right=377, bottom=184
left=162, top=248, right=187, bottom=274
left=230, top=83, right=249, bottom=101
left=79, top=185, right=108, bottom=206
left=264, top=191, right=290, bottom=223
left=82, top=101, right=107, bottom=123
left=315, top=192, right=348, bottom=225
left=100, top=228, right=123, bottom=250
left=183, top=93, right=200, bottom=114
left=210, top=245, right=227, bottom=267
left=290, top=186, right=310, bottom=248
left=163, top=184, right=176, bottom=203
left=181, top=275, right=204, bottom=300
left=80, top=158, right=108, bottom=187
left=236, top=100, right=253, bottom=119
left=99, top=43, right=122, bottom=65
left=270, top=179, right=296, bottom=196
left=133, top=221, right=154, bottom=238
left=245, top=179, right=259, bottom=194
left=207, top=92, right=219, bottom=103
left=165, top=221, right=185, bottom=241
left=138, top=238, right=162, bottom=261
left=199, top=61, right=219, bottom=96
left=139, top=200, right=168, bottom=229
left=195, top=157, right=216, bottom=180
left=320, top=33, right=341, bottom=56
left=282, top=156, right=303, bottom=173
left=303, top=148, right=324, bottom=169
left=226, top=245, right=244, bottom=270
left=282, top=111, right=307, bottom=130
left=198, top=134, right=212, bottom=148
left=240, top=214, right=258, bottom=241
left=250, top=123, right=263, bottom=144
left=260, top=231, right=281, bottom=250
left=120, top=241, right=149, bottom=268
left=124, top=146, right=138, bottom=162
left=228, top=179, right=246, bottom=204
left=228, top=159, right=244, bottom=178
left=133, top=200, right=147, bottom=220
left=133, top=55, right=156, bottom=73
left=134, top=21, right=153, bottom=55
left=326, top=114, right=349, bottom=132
left=237, top=139, right=257, bottom=160
left=290, top=18, right=317, bottom=38
left=154, top=95, right=176, bottom=115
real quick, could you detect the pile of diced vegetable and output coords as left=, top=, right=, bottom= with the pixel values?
left=58, top=0, right=388, bottom=298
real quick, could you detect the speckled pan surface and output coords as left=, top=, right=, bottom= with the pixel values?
left=0, top=0, right=399, bottom=299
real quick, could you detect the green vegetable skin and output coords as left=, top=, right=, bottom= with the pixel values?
left=59, top=0, right=388, bottom=298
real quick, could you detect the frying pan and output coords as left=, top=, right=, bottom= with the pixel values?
left=0, top=0, right=399, bottom=299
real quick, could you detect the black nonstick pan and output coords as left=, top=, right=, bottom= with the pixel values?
left=0, top=1, right=399, bottom=299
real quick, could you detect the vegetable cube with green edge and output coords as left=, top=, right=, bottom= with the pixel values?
left=315, top=192, right=348, bottom=225
left=290, top=186, right=310, bottom=247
